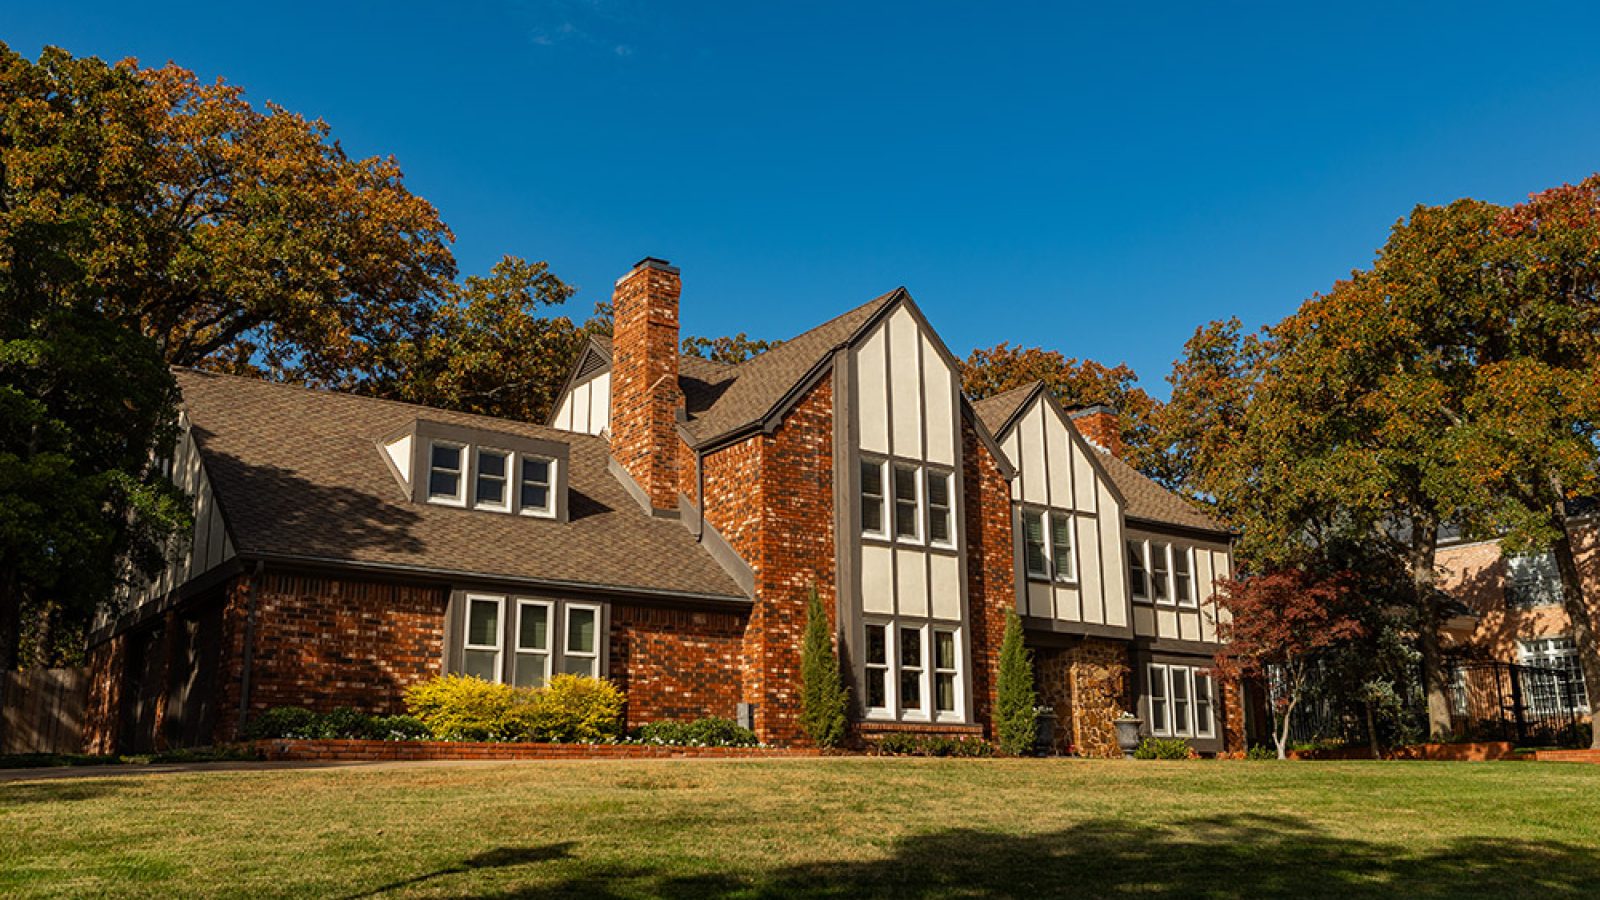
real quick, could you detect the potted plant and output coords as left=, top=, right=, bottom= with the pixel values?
left=1033, top=705, right=1057, bottom=755
left=1115, top=711, right=1143, bottom=758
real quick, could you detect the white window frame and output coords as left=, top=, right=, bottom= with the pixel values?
left=863, top=621, right=892, bottom=717
left=512, top=598, right=554, bottom=688
left=1151, top=541, right=1174, bottom=606
left=1519, top=636, right=1590, bottom=713
left=1173, top=545, right=1196, bottom=608
left=897, top=623, right=929, bottom=720
left=427, top=440, right=469, bottom=507
left=1129, top=539, right=1152, bottom=602
left=473, top=447, right=513, bottom=513
left=1148, top=663, right=1170, bottom=735
left=932, top=627, right=964, bottom=722
left=926, top=469, right=956, bottom=549
left=561, top=603, right=602, bottom=678
left=860, top=457, right=889, bottom=539
left=463, top=594, right=505, bottom=682
left=1049, top=511, right=1077, bottom=584
left=517, top=454, right=557, bottom=518
left=891, top=462, right=924, bottom=544
left=1171, top=665, right=1192, bottom=735
left=1195, top=671, right=1215, bottom=738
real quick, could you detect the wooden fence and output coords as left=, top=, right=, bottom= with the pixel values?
left=1, top=668, right=88, bottom=754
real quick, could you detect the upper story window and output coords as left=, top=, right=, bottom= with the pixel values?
left=861, top=456, right=955, bottom=549
left=1507, top=552, right=1563, bottom=608
left=425, top=439, right=557, bottom=517
left=1129, top=539, right=1199, bottom=608
left=1023, top=509, right=1077, bottom=583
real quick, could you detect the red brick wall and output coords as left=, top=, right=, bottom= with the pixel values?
left=609, top=604, right=748, bottom=725
left=697, top=374, right=836, bottom=745
left=1070, top=409, right=1122, bottom=457
left=610, top=260, right=683, bottom=511
left=963, top=418, right=1016, bottom=735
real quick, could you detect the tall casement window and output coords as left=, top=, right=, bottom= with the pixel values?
left=452, top=594, right=603, bottom=683
left=1507, top=553, right=1563, bottom=608
left=860, top=456, right=956, bottom=549
left=474, top=448, right=511, bottom=512
left=519, top=456, right=556, bottom=518
left=513, top=600, right=552, bottom=687
left=463, top=595, right=503, bottom=680
left=429, top=441, right=468, bottom=506
left=893, top=463, right=921, bottom=541
left=863, top=620, right=964, bottom=722
left=1024, top=509, right=1077, bottom=583
left=861, top=459, right=887, bottom=537
left=1130, top=539, right=1199, bottom=608
left=1147, top=663, right=1216, bottom=739
left=562, top=605, right=601, bottom=677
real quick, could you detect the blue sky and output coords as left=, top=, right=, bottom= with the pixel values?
left=10, top=2, right=1600, bottom=397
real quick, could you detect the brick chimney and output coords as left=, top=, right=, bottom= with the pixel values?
left=610, top=257, right=683, bottom=512
left=1070, top=404, right=1122, bottom=457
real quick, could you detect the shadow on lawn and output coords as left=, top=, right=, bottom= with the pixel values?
left=342, top=845, right=575, bottom=899
left=448, top=813, right=1600, bottom=899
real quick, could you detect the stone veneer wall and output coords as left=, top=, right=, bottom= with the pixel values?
left=698, top=375, right=836, bottom=745
left=1036, top=639, right=1130, bottom=758
left=962, top=418, right=1016, bottom=736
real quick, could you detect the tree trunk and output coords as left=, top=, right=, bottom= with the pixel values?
left=1411, top=520, right=1452, bottom=739
left=1275, top=696, right=1297, bottom=761
left=0, top=562, right=21, bottom=673
left=1365, top=700, right=1381, bottom=759
left=1547, top=494, right=1600, bottom=750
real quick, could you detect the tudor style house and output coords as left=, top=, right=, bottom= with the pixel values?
left=84, top=258, right=1242, bottom=756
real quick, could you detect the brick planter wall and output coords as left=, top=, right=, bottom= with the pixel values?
left=253, top=738, right=818, bottom=762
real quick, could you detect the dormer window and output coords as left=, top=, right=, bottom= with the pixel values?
left=474, top=449, right=511, bottom=512
left=428, top=442, right=467, bottom=506
left=520, top=455, right=555, bottom=517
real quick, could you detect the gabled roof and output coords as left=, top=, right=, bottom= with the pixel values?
left=173, top=369, right=745, bottom=601
left=973, top=381, right=1228, bottom=537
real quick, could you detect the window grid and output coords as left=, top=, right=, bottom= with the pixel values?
left=519, top=455, right=555, bottom=518
left=1148, top=663, right=1215, bottom=739
left=428, top=441, right=467, bottom=506
left=893, top=464, right=922, bottom=542
left=927, top=471, right=954, bottom=547
left=864, top=623, right=890, bottom=712
left=899, top=626, right=925, bottom=715
left=1129, top=540, right=1150, bottom=600
left=475, top=448, right=511, bottom=512
left=513, top=599, right=552, bottom=688
left=1049, top=512, right=1075, bottom=582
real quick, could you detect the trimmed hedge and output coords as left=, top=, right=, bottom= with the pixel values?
left=244, top=707, right=429, bottom=741
left=402, top=673, right=625, bottom=743
left=634, top=717, right=759, bottom=748
left=874, top=734, right=995, bottom=757
left=1133, top=737, right=1196, bottom=760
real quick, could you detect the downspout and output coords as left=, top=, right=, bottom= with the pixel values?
left=695, top=448, right=707, bottom=542
left=235, top=560, right=263, bottom=738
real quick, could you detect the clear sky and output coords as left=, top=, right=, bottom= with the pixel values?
left=10, top=3, right=1600, bottom=397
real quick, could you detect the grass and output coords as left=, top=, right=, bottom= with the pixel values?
left=4, top=758, right=1600, bottom=898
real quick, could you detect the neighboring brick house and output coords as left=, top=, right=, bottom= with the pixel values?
left=85, top=257, right=1241, bottom=755
left=1437, top=518, right=1600, bottom=726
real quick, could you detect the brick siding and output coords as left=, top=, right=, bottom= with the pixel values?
left=963, top=418, right=1015, bottom=736
left=608, top=604, right=748, bottom=725
left=609, top=260, right=683, bottom=511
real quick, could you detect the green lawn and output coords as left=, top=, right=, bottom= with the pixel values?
left=4, top=758, right=1600, bottom=898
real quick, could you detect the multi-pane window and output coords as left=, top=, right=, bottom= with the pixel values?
left=893, top=464, right=921, bottom=540
left=519, top=456, right=554, bottom=517
left=1023, top=511, right=1049, bottom=578
left=927, top=471, right=954, bottom=547
left=429, top=442, right=466, bottom=505
left=861, top=460, right=887, bottom=536
left=475, top=449, right=511, bottom=511
left=863, top=621, right=963, bottom=722
left=1173, top=547, right=1195, bottom=607
left=934, top=629, right=960, bottom=717
left=1507, top=553, right=1563, bottom=608
left=562, top=605, right=600, bottom=677
left=1128, top=540, right=1150, bottom=600
left=1151, top=542, right=1172, bottom=603
left=1025, top=510, right=1077, bottom=582
left=1519, top=637, right=1590, bottom=713
left=1148, top=664, right=1216, bottom=739
left=455, top=594, right=600, bottom=684
left=513, top=600, right=551, bottom=687
left=864, top=624, right=889, bottom=711
left=899, top=627, right=924, bottom=712
left=463, top=595, right=503, bottom=681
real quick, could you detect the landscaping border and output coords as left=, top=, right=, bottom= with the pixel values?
left=252, top=739, right=820, bottom=762
left=1287, top=741, right=1520, bottom=762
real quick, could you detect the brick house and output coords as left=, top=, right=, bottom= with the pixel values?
left=1436, top=517, right=1600, bottom=728
left=85, top=257, right=1242, bottom=755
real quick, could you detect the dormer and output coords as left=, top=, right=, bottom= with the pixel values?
left=378, top=419, right=573, bottom=522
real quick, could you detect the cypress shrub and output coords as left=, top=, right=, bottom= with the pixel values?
left=799, top=584, right=849, bottom=748
left=996, top=609, right=1038, bottom=755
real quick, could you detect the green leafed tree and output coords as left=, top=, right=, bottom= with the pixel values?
left=798, top=584, right=848, bottom=748
left=681, top=332, right=779, bottom=365
left=995, top=610, right=1037, bottom=755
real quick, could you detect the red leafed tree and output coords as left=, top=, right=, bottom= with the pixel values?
left=1211, top=570, right=1365, bottom=759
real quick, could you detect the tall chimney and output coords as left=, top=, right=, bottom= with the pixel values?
left=610, top=257, right=683, bottom=512
left=1070, top=404, right=1122, bottom=457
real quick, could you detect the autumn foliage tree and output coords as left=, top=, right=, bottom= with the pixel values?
left=681, top=332, right=779, bottom=365
left=961, top=343, right=1167, bottom=480
left=1212, top=570, right=1365, bottom=759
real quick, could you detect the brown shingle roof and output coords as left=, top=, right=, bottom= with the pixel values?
left=970, top=383, right=1042, bottom=437
left=175, top=369, right=745, bottom=600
